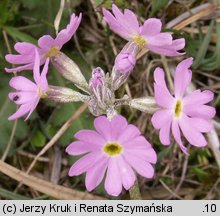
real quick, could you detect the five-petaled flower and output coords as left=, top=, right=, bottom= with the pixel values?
left=5, top=13, right=81, bottom=73
left=103, top=4, right=185, bottom=56
left=8, top=50, right=49, bottom=120
left=66, top=115, right=157, bottom=196
left=151, top=58, right=216, bottom=154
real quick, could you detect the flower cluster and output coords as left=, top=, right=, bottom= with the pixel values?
left=5, top=4, right=215, bottom=197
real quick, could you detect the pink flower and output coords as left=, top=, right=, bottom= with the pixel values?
left=5, top=13, right=81, bottom=73
left=103, top=4, right=185, bottom=56
left=151, top=58, right=216, bottom=154
left=8, top=50, right=49, bottom=120
left=66, top=115, right=157, bottom=196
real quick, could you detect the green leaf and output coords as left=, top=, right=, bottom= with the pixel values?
left=94, top=0, right=105, bottom=7
left=193, top=20, right=214, bottom=69
left=0, top=0, right=20, bottom=25
left=185, top=36, right=201, bottom=58
left=199, top=53, right=218, bottom=71
left=0, top=188, right=29, bottom=200
left=150, top=0, right=169, bottom=16
left=4, top=27, right=37, bottom=44
left=30, top=130, right=46, bottom=147
left=189, top=167, right=209, bottom=182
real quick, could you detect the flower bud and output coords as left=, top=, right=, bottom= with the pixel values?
left=114, top=52, right=136, bottom=74
left=89, top=67, right=105, bottom=89
left=89, top=67, right=111, bottom=104
left=88, top=67, right=115, bottom=116
left=46, top=85, right=89, bottom=103
left=129, top=97, right=158, bottom=114
left=111, top=41, right=140, bottom=90
left=50, top=51, right=89, bottom=93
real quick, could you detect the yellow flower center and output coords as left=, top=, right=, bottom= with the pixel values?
left=37, top=86, right=47, bottom=99
left=174, top=100, right=182, bottom=117
left=132, top=35, right=147, bottom=48
left=103, top=142, right=122, bottom=156
left=46, top=47, right=59, bottom=58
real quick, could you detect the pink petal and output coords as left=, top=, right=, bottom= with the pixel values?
left=94, top=115, right=128, bottom=141
left=68, top=151, right=102, bottom=176
left=8, top=91, right=38, bottom=105
left=103, top=8, right=130, bottom=40
left=5, top=63, right=35, bottom=73
left=154, top=67, right=174, bottom=108
left=66, top=141, right=101, bottom=155
left=74, top=130, right=106, bottom=146
left=118, top=124, right=141, bottom=144
left=8, top=103, right=32, bottom=121
left=159, top=118, right=172, bottom=145
left=110, top=115, right=128, bottom=140
left=179, top=114, right=207, bottom=148
left=146, top=33, right=172, bottom=46
left=55, top=13, right=82, bottom=49
left=183, top=104, right=216, bottom=119
left=38, top=58, right=49, bottom=91
left=9, top=76, right=37, bottom=91
left=112, top=4, right=139, bottom=36
left=105, top=157, right=122, bottom=196
left=94, top=116, right=111, bottom=140
left=33, top=49, right=41, bottom=84
left=85, top=155, right=109, bottom=191
left=140, top=18, right=162, bottom=36
left=124, top=153, right=155, bottom=179
left=183, top=90, right=214, bottom=106
left=5, top=54, right=35, bottom=64
left=124, top=148, right=157, bottom=164
left=103, top=5, right=139, bottom=40
left=24, top=97, right=40, bottom=121
left=187, top=118, right=212, bottom=133
left=124, top=9, right=139, bottom=33
left=38, top=35, right=55, bottom=49
left=151, top=109, right=173, bottom=129
left=174, top=57, right=193, bottom=97
left=124, top=136, right=151, bottom=148
left=14, top=42, right=37, bottom=54
left=117, top=156, right=136, bottom=190
left=148, top=38, right=185, bottom=57
left=171, top=120, right=188, bottom=154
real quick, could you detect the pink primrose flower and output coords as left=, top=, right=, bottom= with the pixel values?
left=8, top=50, right=49, bottom=120
left=5, top=13, right=81, bottom=73
left=103, top=4, right=185, bottom=56
left=151, top=58, right=216, bottom=154
left=66, top=115, right=157, bottom=196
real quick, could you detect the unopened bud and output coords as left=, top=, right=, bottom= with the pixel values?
left=111, top=41, right=140, bottom=90
left=89, top=67, right=105, bottom=89
left=114, top=52, right=136, bottom=73
left=89, top=67, right=113, bottom=104
left=51, top=52, right=89, bottom=93
left=129, top=97, right=158, bottom=113
left=46, top=85, right=89, bottom=103
left=88, top=67, right=115, bottom=115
